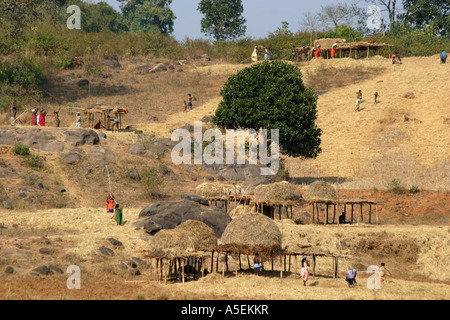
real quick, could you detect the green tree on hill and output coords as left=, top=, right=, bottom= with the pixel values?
left=400, top=0, right=450, bottom=36
left=119, top=0, right=176, bottom=34
left=212, top=61, right=322, bottom=159
left=198, top=0, right=247, bottom=42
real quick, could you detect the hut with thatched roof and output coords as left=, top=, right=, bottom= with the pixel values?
left=314, top=38, right=346, bottom=51
left=253, top=181, right=300, bottom=219
left=145, top=220, right=218, bottom=283
left=213, top=213, right=283, bottom=275
left=303, top=181, right=338, bottom=224
left=195, top=182, right=249, bottom=212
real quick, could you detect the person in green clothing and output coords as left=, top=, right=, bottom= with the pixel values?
left=113, top=204, right=123, bottom=226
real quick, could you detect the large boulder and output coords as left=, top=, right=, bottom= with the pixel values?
left=64, top=129, right=99, bottom=146
left=0, top=128, right=65, bottom=152
left=136, top=200, right=231, bottom=237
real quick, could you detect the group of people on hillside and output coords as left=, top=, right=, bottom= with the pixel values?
left=106, top=194, right=123, bottom=226
left=251, top=46, right=273, bottom=62
left=253, top=252, right=392, bottom=288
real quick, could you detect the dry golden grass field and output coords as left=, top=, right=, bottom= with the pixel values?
left=0, top=54, right=449, bottom=301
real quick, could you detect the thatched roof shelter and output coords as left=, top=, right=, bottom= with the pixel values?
left=150, top=220, right=218, bottom=258
left=303, top=181, right=337, bottom=202
left=219, top=213, right=283, bottom=257
left=314, top=38, right=346, bottom=50
left=196, top=182, right=242, bottom=199
left=254, top=181, right=298, bottom=207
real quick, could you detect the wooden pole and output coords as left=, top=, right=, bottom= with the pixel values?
left=182, top=258, right=185, bottom=284
left=367, top=46, right=370, bottom=58
left=294, top=255, right=297, bottom=275
left=325, top=204, right=329, bottom=225
left=312, top=203, right=315, bottom=224
left=280, top=256, right=283, bottom=278
left=312, top=255, right=316, bottom=275
left=360, top=203, right=363, bottom=222
left=351, top=204, right=354, bottom=224
left=369, top=204, right=372, bottom=224
left=210, top=250, right=214, bottom=273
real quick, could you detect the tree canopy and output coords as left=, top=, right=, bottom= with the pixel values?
left=119, top=0, right=176, bottom=34
left=400, top=0, right=449, bottom=36
left=197, top=0, right=247, bottom=42
left=212, top=61, right=322, bottom=159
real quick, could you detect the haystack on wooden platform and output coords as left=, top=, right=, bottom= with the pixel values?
left=304, top=181, right=380, bottom=224
left=196, top=182, right=246, bottom=212
left=303, top=181, right=338, bottom=224
left=314, top=38, right=346, bottom=50
left=219, top=213, right=282, bottom=257
left=86, top=104, right=128, bottom=130
left=254, top=181, right=300, bottom=219
left=144, top=220, right=217, bottom=283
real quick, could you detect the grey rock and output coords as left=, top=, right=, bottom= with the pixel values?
left=99, top=246, right=115, bottom=256
left=39, top=248, right=53, bottom=255
left=32, top=265, right=53, bottom=276
left=108, top=238, right=123, bottom=248
left=129, top=143, right=146, bottom=155
left=2, top=201, right=12, bottom=209
left=129, top=169, right=140, bottom=181
left=137, top=199, right=231, bottom=237
left=78, top=79, right=89, bottom=86
left=64, top=129, right=99, bottom=146
left=60, top=152, right=81, bottom=164
left=5, top=266, right=14, bottom=274
left=181, top=194, right=209, bottom=206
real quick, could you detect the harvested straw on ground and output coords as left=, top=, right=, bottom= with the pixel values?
left=196, top=182, right=242, bottom=198
left=150, top=220, right=218, bottom=258
left=302, top=181, right=337, bottom=202
left=254, top=181, right=296, bottom=206
left=219, top=213, right=282, bottom=256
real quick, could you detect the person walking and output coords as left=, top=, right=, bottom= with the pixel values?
left=253, top=253, right=263, bottom=276
left=440, top=49, right=447, bottom=64
left=380, top=262, right=392, bottom=284
left=300, top=259, right=310, bottom=286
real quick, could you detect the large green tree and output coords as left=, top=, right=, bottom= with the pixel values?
left=400, top=0, right=449, bottom=36
left=212, top=61, right=322, bottom=159
left=119, top=0, right=176, bottom=34
left=197, top=0, right=247, bottom=42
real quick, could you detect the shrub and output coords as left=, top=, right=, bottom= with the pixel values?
left=409, top=185, right=420, bottom=193
left=13, top=143, right=30, bottom=156
left=387, top=179, right=408, bottom=194
left=140, top=170, right=165, bottom=199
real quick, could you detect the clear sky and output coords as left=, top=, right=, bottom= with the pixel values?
left=100, top=0, right=391, bottom=41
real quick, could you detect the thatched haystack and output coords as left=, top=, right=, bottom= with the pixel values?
left=254, top=181, right=297, bottom=206
left=303, top=181, right=337, bottom=202
left=229, top=204, right=255, bottom=219
left=150, top=220, right=218, bottom=258
left=196, top=182, right=242, bottom=198
left=314, top=38, right=346, bottom=50
left=219, top=213, right=282, bottom=256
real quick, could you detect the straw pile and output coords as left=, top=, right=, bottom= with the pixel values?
left=303, top=181, right=337, bottom=202
left=219, top=213, right=282, bottom=256
left=150, top=220, right=218, bottom=258
left=314, top=38, right=346, bottom=50
left=254, top=181, right=297, bottom=206
left=196, top=182, right=242, bottom=198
